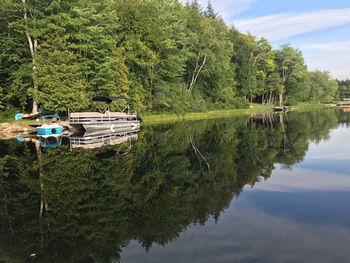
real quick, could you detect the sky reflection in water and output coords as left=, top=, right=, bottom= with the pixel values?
left=122, top=111, right=350, bottom=263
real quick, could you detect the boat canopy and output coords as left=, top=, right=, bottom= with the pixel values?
left=92, top=96, right=131, bottom=104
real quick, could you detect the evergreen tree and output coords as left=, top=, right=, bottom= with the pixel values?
left=204, top=1, right=217, bottom=19
left=35, top=38, right=89, bottom=112
left=95, top=47, right=130, bottom=98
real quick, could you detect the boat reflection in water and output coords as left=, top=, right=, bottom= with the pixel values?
left=339, top=107, right=350, bottom=113
left=17, top=134, right=62, bottom=148
left=69, top=127, right=140, bottom=150
left=17, top=127, right=140, bottom=151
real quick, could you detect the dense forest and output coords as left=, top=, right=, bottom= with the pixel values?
left=0, top=0, right=342, bottom=113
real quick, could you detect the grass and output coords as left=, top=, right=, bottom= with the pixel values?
left=0, top=103, right=333, bottom=128
left=142, top=103, right=336, bottom=125
left=292, top=102, right=334, bottom=111
left=0, top=108, right=19, bottom=123
left=142, top=103, right=272, bottom=125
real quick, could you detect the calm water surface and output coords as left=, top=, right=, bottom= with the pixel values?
left=0, top=108, right=350, bottom=262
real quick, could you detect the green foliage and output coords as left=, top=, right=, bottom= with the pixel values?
left=204, top=1, right=218, bottom=19
left=309, top=70, right=338, bottom=103
left=127, top=73, right=146, bottom=112
left=0, top=5, right=32, bottom=110
left=0, top=0, right=338, bottom=113
left=36, top=38, right=89, bottom=112
left=275, top=44, right=310, bottom=105
left=337, top=79, right=350, bottom=100
left=95, top=47, right=130, bottom=97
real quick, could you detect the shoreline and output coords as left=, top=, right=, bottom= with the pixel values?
left=0, top=103, right=333, bottom=138
left=0, top=122, right=35, bottom=139
left=142, top=104, right=271, bottom=125
left=142, top=103, right=333, bottom=125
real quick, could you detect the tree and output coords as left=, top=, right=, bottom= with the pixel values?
left=198, top=18, right=234, bottom=105
left=204, top=1, right=217, bottom=19
left=230, top=30, right=260, bottom=102
left=94, top=47, right=130, bottom=98
left=254, top=39, right=276, bottom=102
left=14, top=0, right=75, bottom=112
left=336, top=79, right=350, bottom=100
left=0, top=0, right=34, bottom=110
left=184, top=1, right=206, bottom=94
left=21, top=0, right=39, bottom=112
left=309, top=70, right=338, bottom=103
left=36, top=38, right=89, bottom=112
left=0, top=0, right=338, bottom=113
left=265, top=72, right=283, bottom=105
left=275, top=44, right=309, bottom=105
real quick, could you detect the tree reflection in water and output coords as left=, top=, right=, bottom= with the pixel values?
left=0, top=108, right=342, bottom=262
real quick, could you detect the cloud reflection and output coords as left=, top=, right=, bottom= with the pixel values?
left=251, top=168, right=350, bottom=193
left=121, top=198, right=350, bottom=262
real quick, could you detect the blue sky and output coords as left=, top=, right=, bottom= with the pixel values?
left=195, top=0, right=350, bottom=79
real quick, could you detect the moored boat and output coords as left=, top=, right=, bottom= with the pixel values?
left=15, top=110, right=59, bottom=121
left=79, top=121, right=140, bottom=133
left=69, top=96, right=141, bottom=132
left=273, top=106, right=288, bottom=112
left=36, top=123, right=63, bottom=136
left=336, top=103, right=350, bottom=109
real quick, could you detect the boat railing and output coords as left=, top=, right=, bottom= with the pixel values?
left=69, top=131, right=139, bottom=149
left=68, top=95, right=139, bottom=124
left=68, top=111, right=138, bottom=124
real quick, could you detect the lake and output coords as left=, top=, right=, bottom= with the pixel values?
left=0, top=108, right=350, bottom=262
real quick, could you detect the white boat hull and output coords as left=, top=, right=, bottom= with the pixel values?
left=69, top=130, right=139, bottom=149
left=82, top=120, right=140, bottom=133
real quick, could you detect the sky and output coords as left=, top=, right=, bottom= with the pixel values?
left=193, top=0, right=350, bottom=80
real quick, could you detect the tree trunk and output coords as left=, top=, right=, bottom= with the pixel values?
left=188, top=53, right=207, bottom=93
left=279, top=85, right=284, bottom=106
left=269, top=92, right=272, bottom=105
left=31, top=55, right=38, bottom=113
left=22, top=0, right=39, bottom=113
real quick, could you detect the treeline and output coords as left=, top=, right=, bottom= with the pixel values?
left=0, top=0, right=339, bottom=113
left=337, top=79, right=350, bottom=100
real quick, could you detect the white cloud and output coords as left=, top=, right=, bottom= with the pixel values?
left=181, top=0, right=258, bottom=21
left=302, top=41, right=350, bottom=79
left=179, top=3, right=350, bottom=79
left=235, top=8, right=350, bottom=41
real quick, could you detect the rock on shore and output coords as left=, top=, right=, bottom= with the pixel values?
left=0, top=123, right=35, bottom=139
